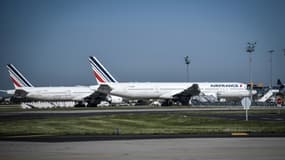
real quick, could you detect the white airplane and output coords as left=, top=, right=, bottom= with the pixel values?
left=3, top=64, right=97, bottom=103
left=89, top=56, right=200, bottom=105
left=88, top=56, right=256, bottom=105
left=1, top=64, right=123, bottom=106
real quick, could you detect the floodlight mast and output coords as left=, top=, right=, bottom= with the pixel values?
left=184, top=56, right=190, bottom=82
left=267, top=49, right=285, bottom=89
left=246, top=42, right=256, bottom=101
left=268, top=50, right=275, bottom=88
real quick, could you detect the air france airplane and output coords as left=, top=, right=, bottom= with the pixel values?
left=89, top=56, right=200, bottom=105
left=5, top=64, right=97, bottom=102
left=89, top=56, right=256, bottom=105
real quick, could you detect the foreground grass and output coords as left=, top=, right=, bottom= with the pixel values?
left=0, top=113, right=285, bottom=136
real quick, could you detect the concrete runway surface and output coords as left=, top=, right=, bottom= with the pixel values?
left=1, top=137, right=285, bottom=160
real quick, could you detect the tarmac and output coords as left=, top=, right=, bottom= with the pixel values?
left=1, top=137, right=285, bottom=160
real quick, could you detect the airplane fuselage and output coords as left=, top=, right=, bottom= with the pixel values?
left=18, top=86, right=96, bottom=101
left=108, top=82, right=192, bottom=99
left=102, top=82, right=252, bottom=100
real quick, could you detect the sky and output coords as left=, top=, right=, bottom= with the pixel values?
left=0, top=0, right=285, bottom=90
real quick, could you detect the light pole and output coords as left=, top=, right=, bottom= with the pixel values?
left=268, top=50, right=275, bottom=88
left=246, top=42, right=256, bottom=101
left=184, top=56, right=190, bottom=82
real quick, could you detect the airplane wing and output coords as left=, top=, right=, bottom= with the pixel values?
left=166, top=84, right=200, bottom=105
left=159, top=84, right=200, bottom=99
left=174, top=84, right=200, bottom=97
left=84, top=89, right=109, bottom=106
left=14, top=89, right=28, bottom=98
left=159, top=90, right=184, bottom=99
left=97, top=84, right=113, bottom=94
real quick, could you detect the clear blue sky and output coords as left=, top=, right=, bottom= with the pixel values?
left=0, top=0, right=285, bottom=90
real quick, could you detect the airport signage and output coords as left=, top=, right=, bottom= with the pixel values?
left=241, top=97, right=251, bottom=121
left=276, top=97, right=283, bottom=108
left=241, top=97, right=251, bottom=110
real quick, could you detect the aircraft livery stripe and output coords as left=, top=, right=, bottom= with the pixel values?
left=89, top=59, right=109, bottom=82
left=11, top=64, right=33, bottom=87
left=8, top=68, right=27, bottom=87
left=89, top=57, right=116, bottom=82
left=8, top=69, right=23, bottom=86
left=94, top=71, right=105, bottom=83
left=92, top=66, right=107, bottom=83
left=7, top=64, right=33, bottom=87
left=89, top=57, right=116, bottom=83
left=10, top=76, right=22, bottom=87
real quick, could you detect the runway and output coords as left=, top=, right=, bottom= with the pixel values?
left=1, top=137, right=285, bottom=160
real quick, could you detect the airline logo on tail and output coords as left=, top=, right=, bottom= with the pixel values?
left=88, top=56, right=117, bottom=84
left=7, top=64, right=33, bottom=88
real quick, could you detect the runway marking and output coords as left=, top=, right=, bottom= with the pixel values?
left=231, top=132, right=249, bottom=136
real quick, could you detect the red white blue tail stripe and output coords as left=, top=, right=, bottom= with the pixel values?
left=7, top=64, right=33, bottom=88
left=88, top=56, right=117, bottom=84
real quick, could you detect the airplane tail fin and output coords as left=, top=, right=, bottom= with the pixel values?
left=6, top=64, right=34, bottom=89
left=277, top=79, right=284, bottom=90
left=88, top=56, right=118, bottom=84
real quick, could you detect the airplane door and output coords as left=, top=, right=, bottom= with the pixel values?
left=65, top=90, right=72, bottom=99
left=155, top=86, right=159, bottom=93
left=154, top=86, right=160, bottom=96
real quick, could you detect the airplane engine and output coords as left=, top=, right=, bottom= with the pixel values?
left=107, top=95, right=123, bottom=104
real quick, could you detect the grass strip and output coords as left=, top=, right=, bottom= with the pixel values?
left=0, top=113, right=284, bottom=136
